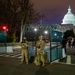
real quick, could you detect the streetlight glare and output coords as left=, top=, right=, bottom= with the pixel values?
left=54, top=33, right=57, bottom=36
left=44, top=30, right=48, bottom=34
left=61, top=35, right=63, bottom=38
left=34, top=28, right=37, bottom=32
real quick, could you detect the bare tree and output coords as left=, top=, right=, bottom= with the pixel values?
left=0, top=0, right=42, bottom=42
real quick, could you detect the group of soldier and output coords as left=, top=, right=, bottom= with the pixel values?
left=20, top=36, right=46, bottom=66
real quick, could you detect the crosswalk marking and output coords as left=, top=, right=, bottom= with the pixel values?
left=11, top=54, right=21, bottom=57
left=0, top=53, right=21, bottom=58
left=0, top=49, right=21, bottom=58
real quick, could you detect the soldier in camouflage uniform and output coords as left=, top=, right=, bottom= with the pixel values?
left=34, top=36, right=45, bottom=66
left=20, top=37, right=29, bottom=64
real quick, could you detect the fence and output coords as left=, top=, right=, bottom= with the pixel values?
left=0, top=42, right=64, bottom=63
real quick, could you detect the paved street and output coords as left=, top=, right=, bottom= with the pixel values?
left=0, top=44, right=75, bottom=75
left=0, top=56, right=75, bottom=75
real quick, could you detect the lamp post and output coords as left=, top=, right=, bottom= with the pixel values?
left=2, top=26, right=8, bottom=54
left=49, top=26, right=52, bottom=63
left=44, top=30, right=49, bottom=43
left=34, top=28, right=37, bottom=56
left=34, top=28, right=37, bottom=43
left=54, top=32, right=58, bottom=48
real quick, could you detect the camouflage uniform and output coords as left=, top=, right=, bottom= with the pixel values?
left=34, top=36, right=45, bottom=66
left=20, top=39, right=29, bottom=64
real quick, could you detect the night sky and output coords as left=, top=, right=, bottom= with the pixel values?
left=31, top=0, right=75, bottom=24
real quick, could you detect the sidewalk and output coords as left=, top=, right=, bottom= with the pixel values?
left=0, top=56, right=75, bottom=75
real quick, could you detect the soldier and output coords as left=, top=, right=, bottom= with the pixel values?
left=20, top=37, right=29, bottom=64
left=34, top=35, right=45, bottom=66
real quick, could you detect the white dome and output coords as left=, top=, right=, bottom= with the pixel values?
left=64, top=13, right=75, bottom=19
left=62, top=6, right=75, bottom=25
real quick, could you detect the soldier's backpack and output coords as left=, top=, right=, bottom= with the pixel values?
left=29, top=56, right=35, bottom=63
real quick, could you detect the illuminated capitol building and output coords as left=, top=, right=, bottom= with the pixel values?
left=24, top=5, right=75, bottom=39
left=52, top=6, right=75, bottom=33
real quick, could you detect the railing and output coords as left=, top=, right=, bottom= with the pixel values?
left=0, top=42, right=64, bottom=63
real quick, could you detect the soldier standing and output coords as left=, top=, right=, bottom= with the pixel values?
left=34, top=36, right=45, bottom=66
left=20, top=37, right=29, bottom=64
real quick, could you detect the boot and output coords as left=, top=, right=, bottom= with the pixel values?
left=20, top=61, right=23, bottom=64
left=42, top=62, right=45, bottom=66
left=26, top=62, right=28, bottom=64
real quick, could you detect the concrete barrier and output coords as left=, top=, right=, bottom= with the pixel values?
left=0, top=47, right=5, bottom=53
left=66, top=55, right=71, bottom=64
left=62, top=48, right=66, bottom=58
left=0, top=46, right=13, bottom=53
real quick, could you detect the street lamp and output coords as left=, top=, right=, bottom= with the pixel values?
left=49, top=26, right=52, bottom=63
left=44, top=30, right=49, bottom=43
left=34, top=28, right=37, bottom=32
left=34, top=28, right=38, bottom=41
left=44, top=30, right=48, bottom=34
left=54, top=33, right=57, bottom=36
left=2, top=25, right=8, bottom=53
left=34, top=28, right=38, bottom=56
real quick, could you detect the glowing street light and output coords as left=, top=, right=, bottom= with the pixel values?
left=54, top=33, right=57, bottom=36
left=34, top=28, right=37, bottom=32
left=34, top=28, right=38, bottom=55
left=44, top=30, right=48, bottom=34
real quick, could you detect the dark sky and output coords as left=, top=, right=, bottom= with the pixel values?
left=31, top=0, right=75, bottom=24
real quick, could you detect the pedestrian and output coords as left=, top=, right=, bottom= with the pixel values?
left=71, top=38, right=74, bottom=48
left=20, top=37, right=29, bottom=64
left=68, top=40, right=71, bottom=48
left=34, top=35, right=45, bottom=66
left=66, top=40, right=69, bottom=48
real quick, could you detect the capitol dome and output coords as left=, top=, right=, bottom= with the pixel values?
left=61, top=6, right=75, bottom=26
